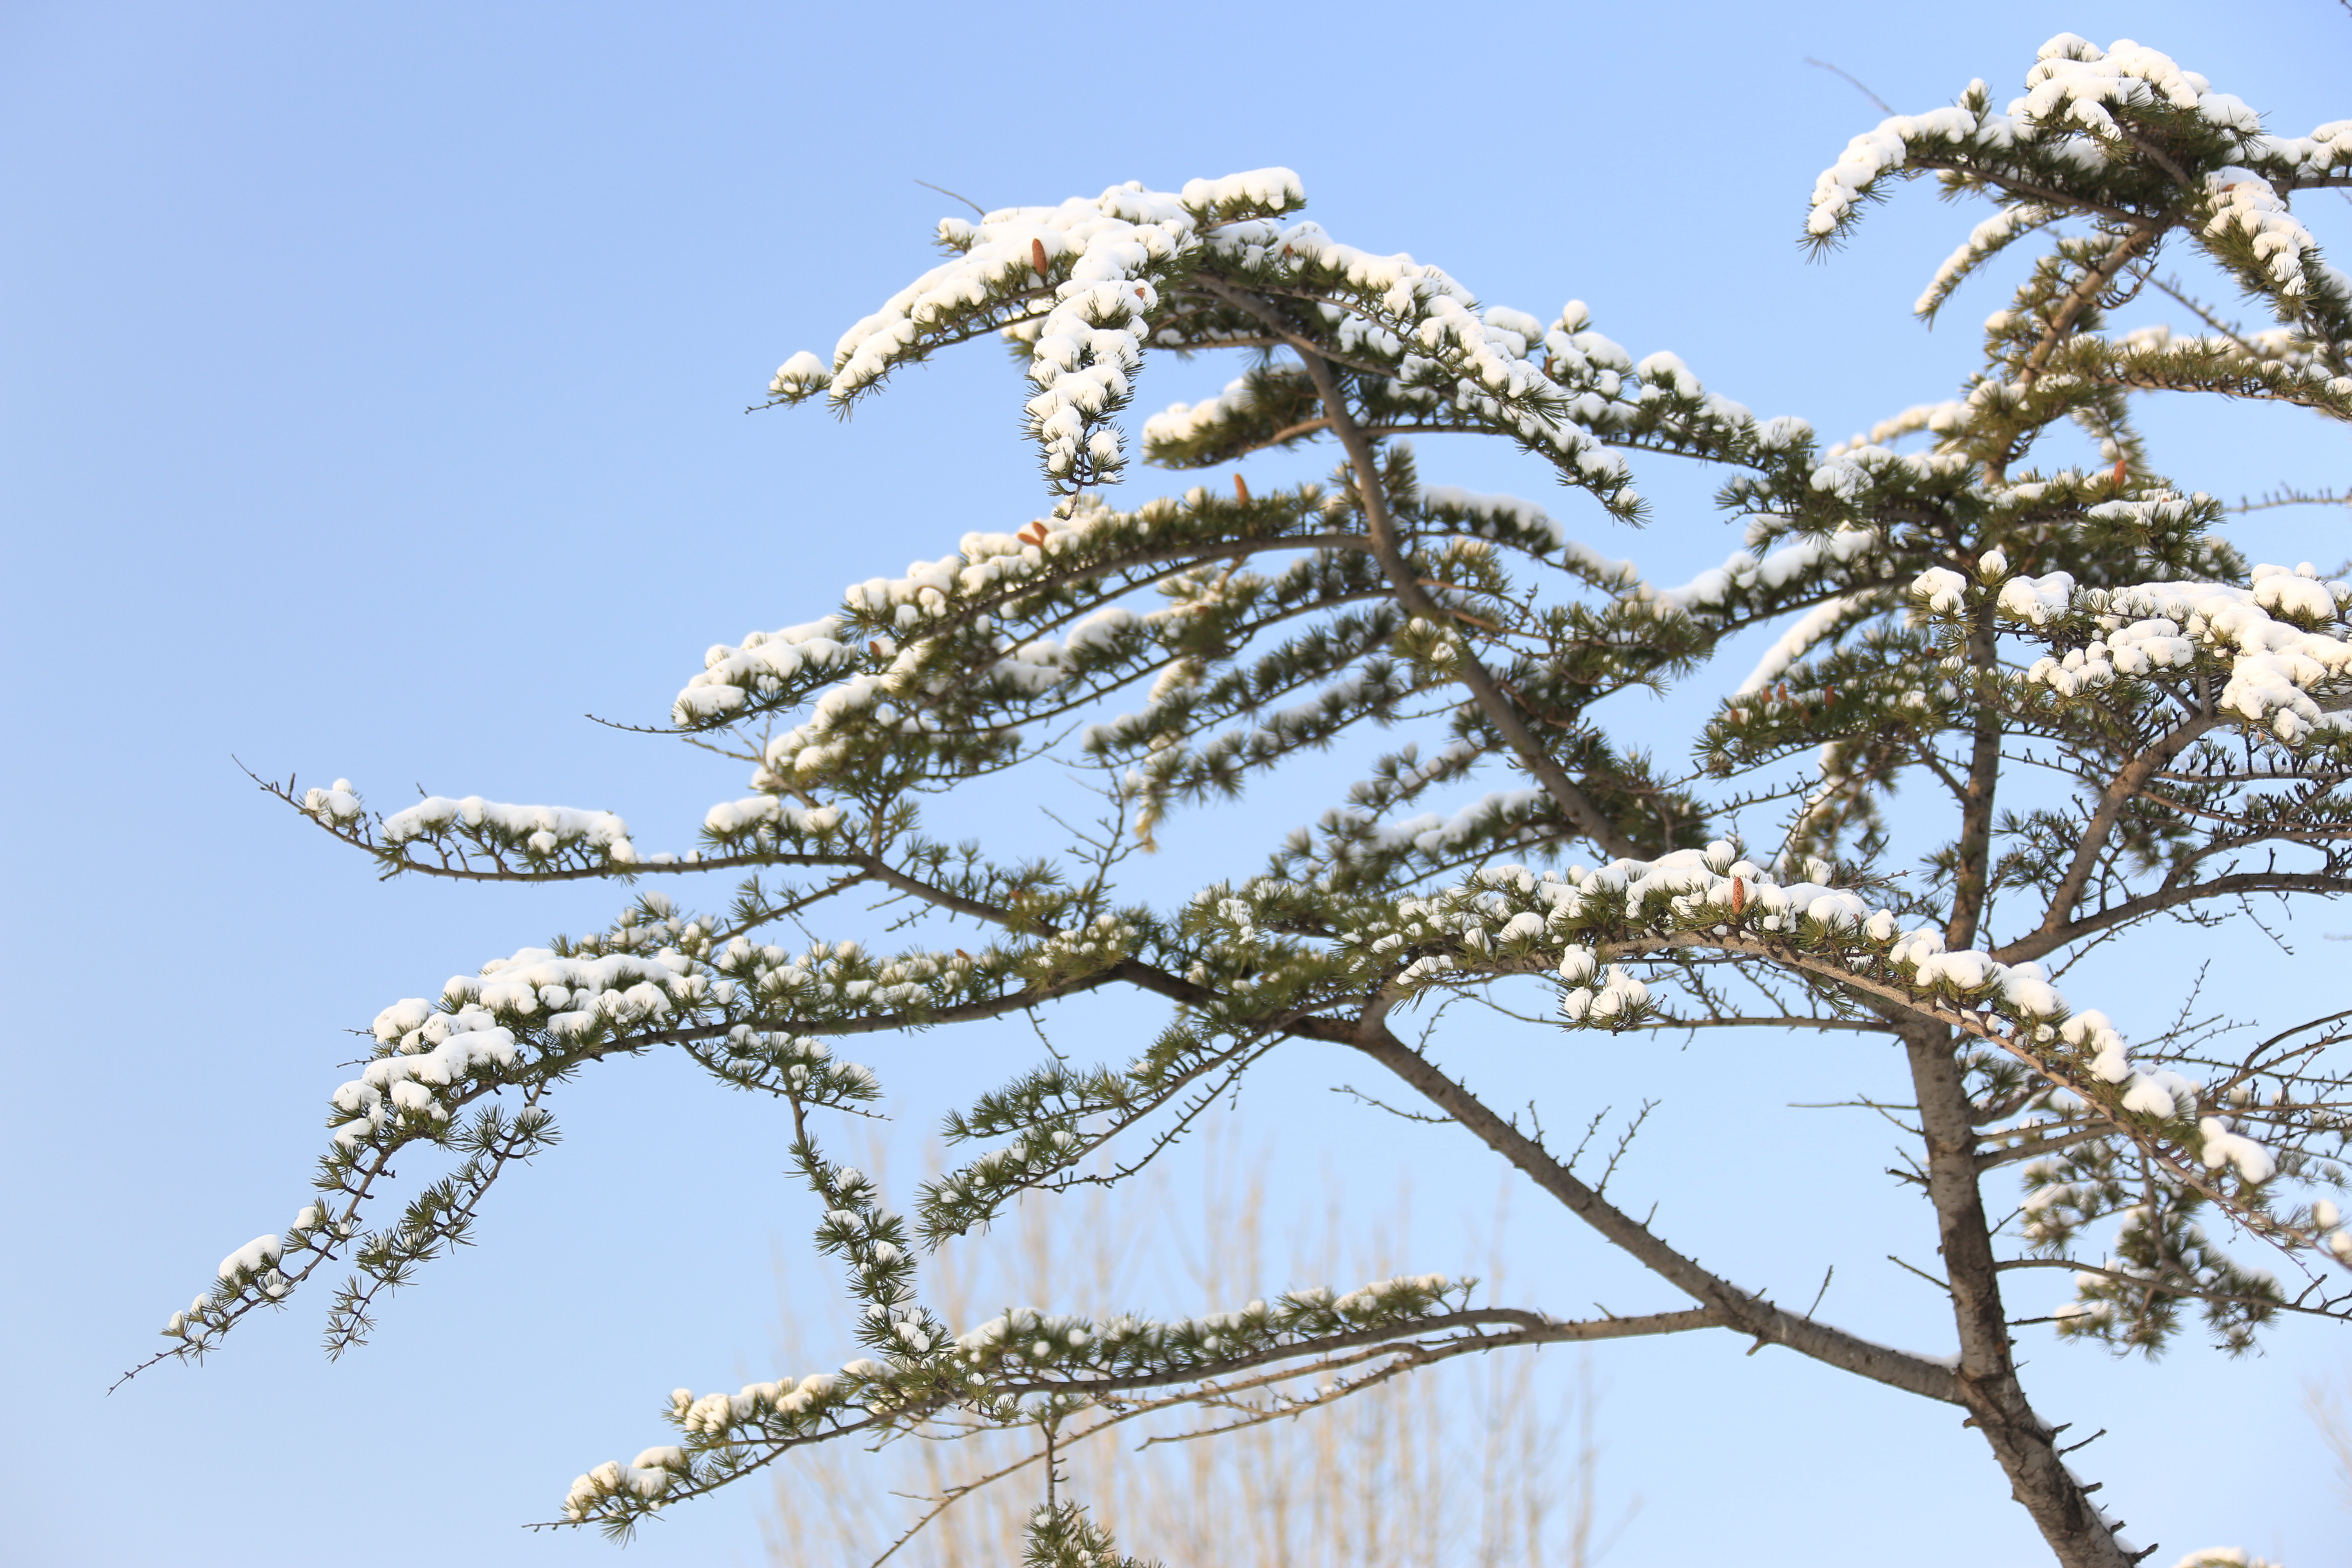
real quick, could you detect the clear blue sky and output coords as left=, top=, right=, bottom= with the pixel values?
left=4, top=3, right=2347, bottom=1565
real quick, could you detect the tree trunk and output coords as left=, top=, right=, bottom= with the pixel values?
left=1900, top=1020, right=2137, bottom=1568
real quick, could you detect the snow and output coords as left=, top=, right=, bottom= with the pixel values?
left=606, top=1270, right=1465, bottom=1516
left=1995, top=571, right=2075, bottom=626
left=702, top=795, right=842, bottom=840
left=1737, top=598, right=1853, bottom=696
left=1909, top=560, right=2352, bottom=748
left=1912, top=567, right=1967, bottom=615
left=376, top=794, right=637, bottom=863
left=1372, top=788, right=1548, bottom=858
left=2196, top=1118, right=2277, bottom=1183
left=564, top=1457, right=674, bottom=1514
left=1915, top=203, right=2060, bottom=316
left=1559, top=964, right=1648, bottom=1023
left=1997, top=965, right=2065, bottom=1019
left=1497, top=911, right=1549, bottom=945
left=1809, top=102, right=1984, bottom=236
left=1143, top=375, right=1260, bottom=451
left=772, top=164, right=1705, bottom=509
left=677, top=617, right=855, bottom=721
left=1289, top=846, right=2257, bottom=1179
left=1179, top=168, right=1308, bottom=218
left=300, top=780, right=363, bottom=824
left=1417, top=486, right=1573, bottom=556
left=316, top=928, right=885, bottom=1155
left=2118, top=1070, right=2196, bottom=1119
left=678, top=498, right=1205, bottom=777
left=2058, top=1011, right=2134, bottom=1086
left=1633, top=350, right=1698, bottom=395
left=1656, top=526, right=1879, bottom=616
left=2201, top=169, right=2345, bottom=300
left=772, top=167, right=1639, bottom=497
left=1806, top=29, right=2352, bottom=296
left=2020, top=37, right=2217, bottom=131
left=216, top=1234, right=281, bottom=1281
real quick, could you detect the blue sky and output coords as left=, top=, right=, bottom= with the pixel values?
left=4, top=2, right=2348, bottom=1564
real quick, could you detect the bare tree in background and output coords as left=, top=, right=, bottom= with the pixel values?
left=764, top=1136, right=1626, bottom=1568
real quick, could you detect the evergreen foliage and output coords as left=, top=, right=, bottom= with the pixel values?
left=133, top=33, right=2352, bottom=1568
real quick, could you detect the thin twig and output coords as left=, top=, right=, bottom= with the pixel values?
left=914, top=179, right=987, bottom=217
left=1804, top=56, right=1895, bottom=115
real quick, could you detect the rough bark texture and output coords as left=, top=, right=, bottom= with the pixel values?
left=1898, top=1020, right=2137, bottom=1568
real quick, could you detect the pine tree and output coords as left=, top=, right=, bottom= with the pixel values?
left=129, top=33, right=2352, bottom=1568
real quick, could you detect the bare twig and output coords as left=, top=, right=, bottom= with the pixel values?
left=1804, top=56, right=1896, bottom=115
left=914, top=178, right=987, bottom=217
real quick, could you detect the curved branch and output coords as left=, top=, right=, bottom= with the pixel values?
left=994, top=1304, right=1724, bottom=1400
left=2033, top=714, right=2226, bottom=941
left=1345, top=1013, right=1964, bottom=1404
left=1994, top=869, right=2352, bottom=964
left=1193, top=276, right=1648, bottom=860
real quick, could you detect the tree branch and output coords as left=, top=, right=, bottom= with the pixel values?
left=1192, top=276, right=1649, bottom=861
left=1345, top=1013, right=1964, bottom=1404
left=2033, top=712, right=2225, bottom=941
